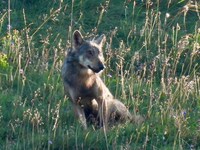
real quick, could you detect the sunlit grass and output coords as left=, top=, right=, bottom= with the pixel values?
left=0, top=0, right=200, bottom=149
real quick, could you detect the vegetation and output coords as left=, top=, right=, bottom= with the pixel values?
left=0, top=0, right=200, bottom=149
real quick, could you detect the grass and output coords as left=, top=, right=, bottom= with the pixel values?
left=0, top=0, right=200, bottom=149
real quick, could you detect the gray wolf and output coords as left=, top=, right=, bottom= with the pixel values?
left=62, top=30, right=143, bottom=129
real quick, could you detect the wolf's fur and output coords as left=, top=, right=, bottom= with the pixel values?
left=62, top=30, right=143, bottom=129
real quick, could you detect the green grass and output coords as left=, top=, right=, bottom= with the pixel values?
left=0, top=0, right=200, bottom=149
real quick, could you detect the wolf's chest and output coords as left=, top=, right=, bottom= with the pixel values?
left=78, top=82, right=97, bottom=98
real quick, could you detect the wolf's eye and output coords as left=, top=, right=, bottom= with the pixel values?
left=88, top=50, right=93, bottom=55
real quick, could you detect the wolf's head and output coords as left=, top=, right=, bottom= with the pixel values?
left=73, top=30, right=106, bottom=73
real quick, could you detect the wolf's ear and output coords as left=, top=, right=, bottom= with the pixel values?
left=95, top=34, right=106, bottom=47
left=73, top=30, right=84, bottom=48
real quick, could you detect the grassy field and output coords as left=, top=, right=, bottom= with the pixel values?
left=0, top=0, right=200, bottom=149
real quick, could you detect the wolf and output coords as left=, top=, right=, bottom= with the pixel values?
left=62, top=30, right=143, bottom=129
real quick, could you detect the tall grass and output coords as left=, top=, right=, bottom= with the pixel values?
left=0, top=0, right=200, bottom=149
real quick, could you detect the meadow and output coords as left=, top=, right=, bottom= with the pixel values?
left=0, top=0, right=200, bottom=149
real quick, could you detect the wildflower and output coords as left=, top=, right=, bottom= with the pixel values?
left=11, top=41, right=15, bottom=48
left=190, top=144, right=195, bottom=150
left=165, top=13, right=170, bottom=18
left=107, top=74, right=112, bottom=78
left=7, top=24, right=12, bottom=31
left=48, top=140, right=53, bottom=145
left=182, top=111, right=187, bottom=119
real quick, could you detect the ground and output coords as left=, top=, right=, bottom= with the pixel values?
left=0, top=0, right=200, bottom=149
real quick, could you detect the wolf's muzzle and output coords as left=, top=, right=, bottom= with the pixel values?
left=88, top=63, right=105, bottom=73
left=99, top=64, right=105, bottom=71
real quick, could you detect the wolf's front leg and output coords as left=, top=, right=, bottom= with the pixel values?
left=98, top=99, right=109, bottom=130
left=73, top=103, right=87, bottom=129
